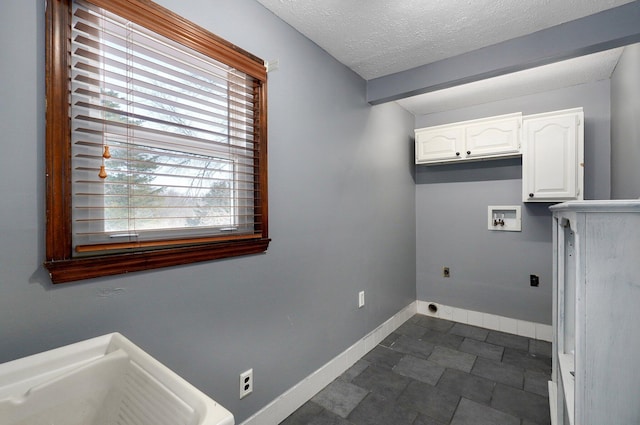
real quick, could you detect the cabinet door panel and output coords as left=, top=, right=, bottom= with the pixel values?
left=523, top=111, right=582, bottom=202
left=415, top=127, right=463, bottom=163
left=465, top=116, right=521, bottom=158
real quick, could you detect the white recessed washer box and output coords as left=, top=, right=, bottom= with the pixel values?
left=488, top=205, right=522, bottom=232
left=0, top=333, right=234, bottom=425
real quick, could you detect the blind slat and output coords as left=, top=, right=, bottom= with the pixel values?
left=73, top=80, right=254, bottom=129
left=71, top=38, right=254, bottom=103
left=74, top=155, right=259, bottom=180
left=74, top=101, right=252, bottom=143
left=74, top=90, right=254, bottom=136
left=75, top=140, right=253, bottom=166
left=73, top=6, right=254, bottom=90
left=74, top=117, right=256, bottom=154
left=71, top=0, right=261, bottom=253
left=72, top=60, right=254, bottom=117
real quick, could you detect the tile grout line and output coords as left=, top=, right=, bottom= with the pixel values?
left=241, top=302, right=418, bottom=425
left=257, top=304, right=552, bottom=425
left=297, top=316, right=550, bottom=425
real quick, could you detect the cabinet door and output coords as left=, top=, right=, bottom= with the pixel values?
left=523, top=110, right=583, bottom=202
left=415, top=126, right=463, bottom=163
left=464, top=114, right=521, bottom=158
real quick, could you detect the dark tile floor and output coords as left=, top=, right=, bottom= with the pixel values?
left=280, top=314, right=552, bottom=425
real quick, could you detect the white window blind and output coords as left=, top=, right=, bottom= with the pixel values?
left=70, top=0, right=262, bottom=255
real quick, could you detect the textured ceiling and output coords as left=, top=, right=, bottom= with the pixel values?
left=255, top=0, right=635, bottom=80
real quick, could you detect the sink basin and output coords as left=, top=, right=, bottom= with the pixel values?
left=0, top=333, right=234, bottom=425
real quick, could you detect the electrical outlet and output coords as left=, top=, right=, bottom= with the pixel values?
left=239, top=369, right=253, bottom=399
left=530, top=274, right=540, bottom=287
left=443, top=267, right=450, bottom=278
left=358, top=291, right=365, bottom=308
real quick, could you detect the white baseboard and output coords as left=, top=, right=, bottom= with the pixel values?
left=416, top=300, right=552, bottom=342
left=240, top=300, right=551, bottom=425
left=239, top=301, right=417, bottom=425
left=548, top=381, right=558, bottom=425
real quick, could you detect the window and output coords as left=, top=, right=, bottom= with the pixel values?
left=45, top=0, right=269, bottom=283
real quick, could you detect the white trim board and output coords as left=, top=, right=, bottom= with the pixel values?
left=240, top=301, right=551, bottom=425
left=240, top=302, right=417, bottom=425
left=417, top=300, right=552, bottom=342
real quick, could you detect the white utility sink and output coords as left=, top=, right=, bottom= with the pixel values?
left=0, top=333, right=234, bottom=425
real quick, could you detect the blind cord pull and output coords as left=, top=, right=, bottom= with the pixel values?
left=98, top=145, right=111, bottom=179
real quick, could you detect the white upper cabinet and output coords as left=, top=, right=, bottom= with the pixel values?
left=415, top=113, right=522, bottom=164
left=522, top=108, right=584, bottom=202
left=464, top=114, right=522, bottom=159
left=415, top=125, right=463, bottom=163
left=414, top=108, right=584, bottom=203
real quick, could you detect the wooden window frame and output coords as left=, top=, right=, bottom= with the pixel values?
left=45, top=0, right=269, bottom=284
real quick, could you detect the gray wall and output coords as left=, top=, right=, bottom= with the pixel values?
left=415, top=81, right=611, bottom=324
left=611, top=43, right=640, bottom=199
left=0, top=1, right=416, bottom=422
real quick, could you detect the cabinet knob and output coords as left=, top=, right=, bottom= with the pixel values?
left=529, top=193, right=534, bottom=198
left=467, top=150, right=471, bottom=155
left=455, top=152, right=460, bottom=156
